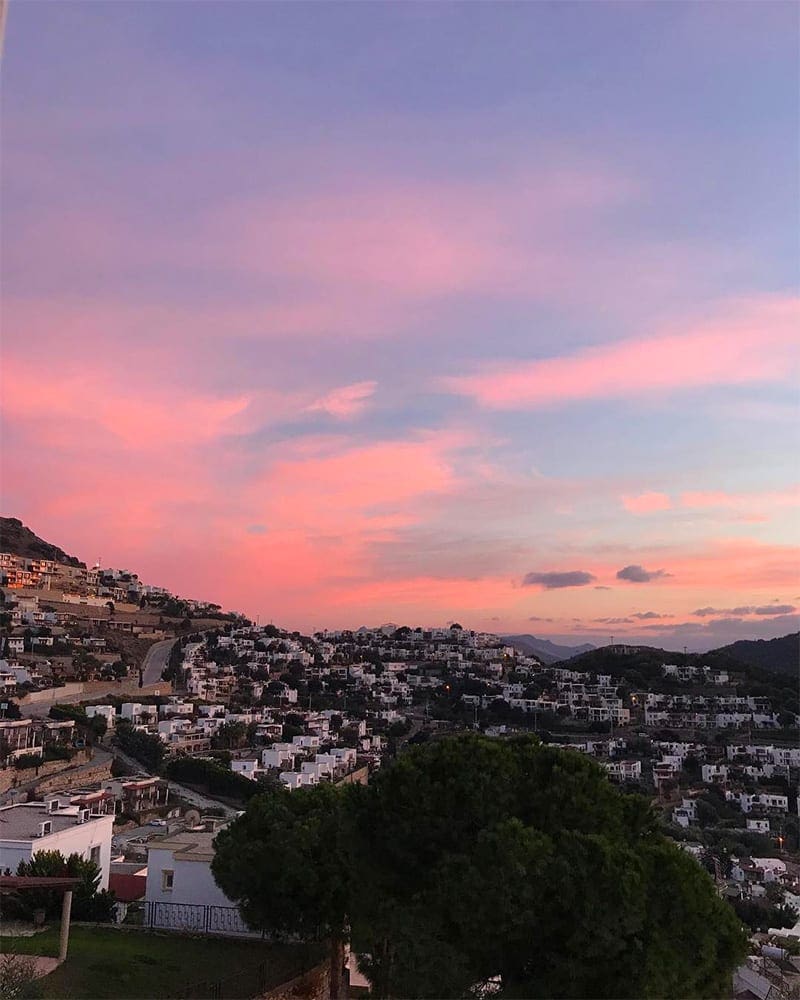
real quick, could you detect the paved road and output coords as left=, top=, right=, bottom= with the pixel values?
left=141, top=637, right=178, bottom=687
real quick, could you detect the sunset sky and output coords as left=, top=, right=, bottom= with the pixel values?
left=2, top=2, right=798, bottom=649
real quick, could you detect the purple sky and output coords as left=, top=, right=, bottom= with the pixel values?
left=2, top=2, right=798, bottom=649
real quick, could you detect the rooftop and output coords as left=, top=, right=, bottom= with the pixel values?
left=146, top=831, right=219, bottom=863
left=0, top=803, right=110, bottom=841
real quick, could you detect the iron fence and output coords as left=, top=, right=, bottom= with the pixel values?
left=145, top=900, right=259, bottom=938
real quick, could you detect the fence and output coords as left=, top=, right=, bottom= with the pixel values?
left=170, top=961, right=269, bottom=1000
left=145, top=900, right=260, bottom=938
left=166, top=950, right=327, bottom=1000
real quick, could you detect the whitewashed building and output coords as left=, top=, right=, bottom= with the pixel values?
left=0, top=799, right=113, bottom=888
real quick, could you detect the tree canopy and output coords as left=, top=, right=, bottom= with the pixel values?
left=6, top=851, right=115, bottom=923
left=212, top=781, right=349, bottom=996
left=212, top=734, right=747, bottom=999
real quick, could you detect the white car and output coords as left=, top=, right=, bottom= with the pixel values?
left=147, top=819, right=167, bottom=827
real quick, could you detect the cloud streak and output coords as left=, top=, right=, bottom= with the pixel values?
left=692, top=604, right=796, bottom=617
left=308, top=381, right=378, bottom=419
left=522, top=571, right=596, bottom=589
left=622, top=492, right=672, bottom=514
left=443, top=297, right=799, bottom=410
left=616, top=565, right=671, bottom=583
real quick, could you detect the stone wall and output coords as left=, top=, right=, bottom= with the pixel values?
left=18, top=678, right=172, bottom=709
left=336, top=765, right=370, bottom=787
left=35, top=758, right=112, bottom=795
left=0, top=751, right=112, bottom=797
left=0, top=751, right=91, bottom=794
left=260, top=961, right=332, bottom=1000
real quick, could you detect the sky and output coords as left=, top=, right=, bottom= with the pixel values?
left=1, top=1, right=799, bottom=650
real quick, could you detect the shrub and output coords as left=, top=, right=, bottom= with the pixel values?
left=13, top=754, right=43, bottom=771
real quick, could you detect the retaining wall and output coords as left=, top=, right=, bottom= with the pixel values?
left=260, top=961, right=332, bottom=1000
left=35, top=758, right=113, bottom=795
left=0, top=751, right=91, bottom=794
left=18, top=679, right=172, bottom=708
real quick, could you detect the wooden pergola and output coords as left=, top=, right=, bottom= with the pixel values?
left=0, top=875, right=81, bottom=961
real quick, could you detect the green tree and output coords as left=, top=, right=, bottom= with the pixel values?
left=212, top=783, right=349, bottom=998
left=213, top=735, right=746, bottom=998
left=212, top=721, right=247, bottom=750
left=7, top=851, right=115, bottom=922
left=113, top=720, right=165, bottom=772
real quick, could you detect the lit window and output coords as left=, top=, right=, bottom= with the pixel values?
left=162, top=870, right=174, bottom=891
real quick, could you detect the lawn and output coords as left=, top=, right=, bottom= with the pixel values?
left=0, top=926, right=323, bottom=999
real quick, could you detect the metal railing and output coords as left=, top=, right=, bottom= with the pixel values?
left=145, top=900, right=259, bottom=938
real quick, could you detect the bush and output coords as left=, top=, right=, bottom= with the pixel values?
left=166, top=756, right=262, bottom=803
left=732, top=898, right=798, bottom=933
left=5, top=851, right=115, bottom=924
left=113, top=721, right=165, bottom=773
left=13, top=754, right=43, bottom=771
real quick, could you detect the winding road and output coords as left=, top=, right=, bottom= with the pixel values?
left=140, top=637, right=178, bottom=687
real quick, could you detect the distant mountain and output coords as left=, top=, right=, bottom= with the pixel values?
left=503, top=634, right=596, bottom=664
left=707, top=633, right=799, bottom=678
left=0, top=517, right=85, bottom=568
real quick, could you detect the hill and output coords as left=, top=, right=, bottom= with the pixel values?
left=707, top=633, right=799, bottom=678
left=503, top=634, right=595, bottom=664
left=0, top=517, right=85, bottom=567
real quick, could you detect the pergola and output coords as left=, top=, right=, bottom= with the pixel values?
left=0, top=875, right=81, bottom=961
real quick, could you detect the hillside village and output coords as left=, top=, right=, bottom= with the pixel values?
left=1, top=520, right=800, bottom=997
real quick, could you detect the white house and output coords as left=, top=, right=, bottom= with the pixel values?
left=145, top=830, right=256, bottom=936
left=751, top=858, right=787, bottom=883
left=673, top=799, right=698, bottom=829
left=0, top=800, right=113, bottom=888
left=603, top=760, right=642, bottom=782
left=280, top=771, right=316, bottom=790
left=291, top=735, right=319, bottom=750
left=701, top=764, right=728, bottom=785
left=727, top=791, right=789, bottom=815
left=231, top=759, right=261, bottom=780
left=85, top=705, right=116, bottom=729
left=262, top=745, right=296, bottom=770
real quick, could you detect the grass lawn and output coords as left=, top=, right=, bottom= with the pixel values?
left=0, top=926, right=323, bottom=999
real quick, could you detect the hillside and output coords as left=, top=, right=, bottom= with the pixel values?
left=707, top=633, right=799, bottom=678
left=503, top=634, right=595, bottom=664
left=0, top=517, right=85, bottom=567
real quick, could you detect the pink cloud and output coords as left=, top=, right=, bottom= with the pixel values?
left=443, top=296, right=800, bottom=409
left=622, top=492, right=672, bottom=514
left=681, top=486, right=800, bottom=510
left=307, top=381, right=377, bottom=419
left=1, top=358, right=252, bottom=449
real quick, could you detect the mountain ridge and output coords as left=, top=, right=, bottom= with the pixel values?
left=503, top=634, right=596, bottom=664
left=0, top=517, right=85, bottom=568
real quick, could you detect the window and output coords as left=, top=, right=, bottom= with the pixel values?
left=89, top=846, right=101, bottom=866
left=161, top=870, right=174, bottom=891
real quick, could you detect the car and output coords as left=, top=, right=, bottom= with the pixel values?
left=147, top=819, right=167, bottom=827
